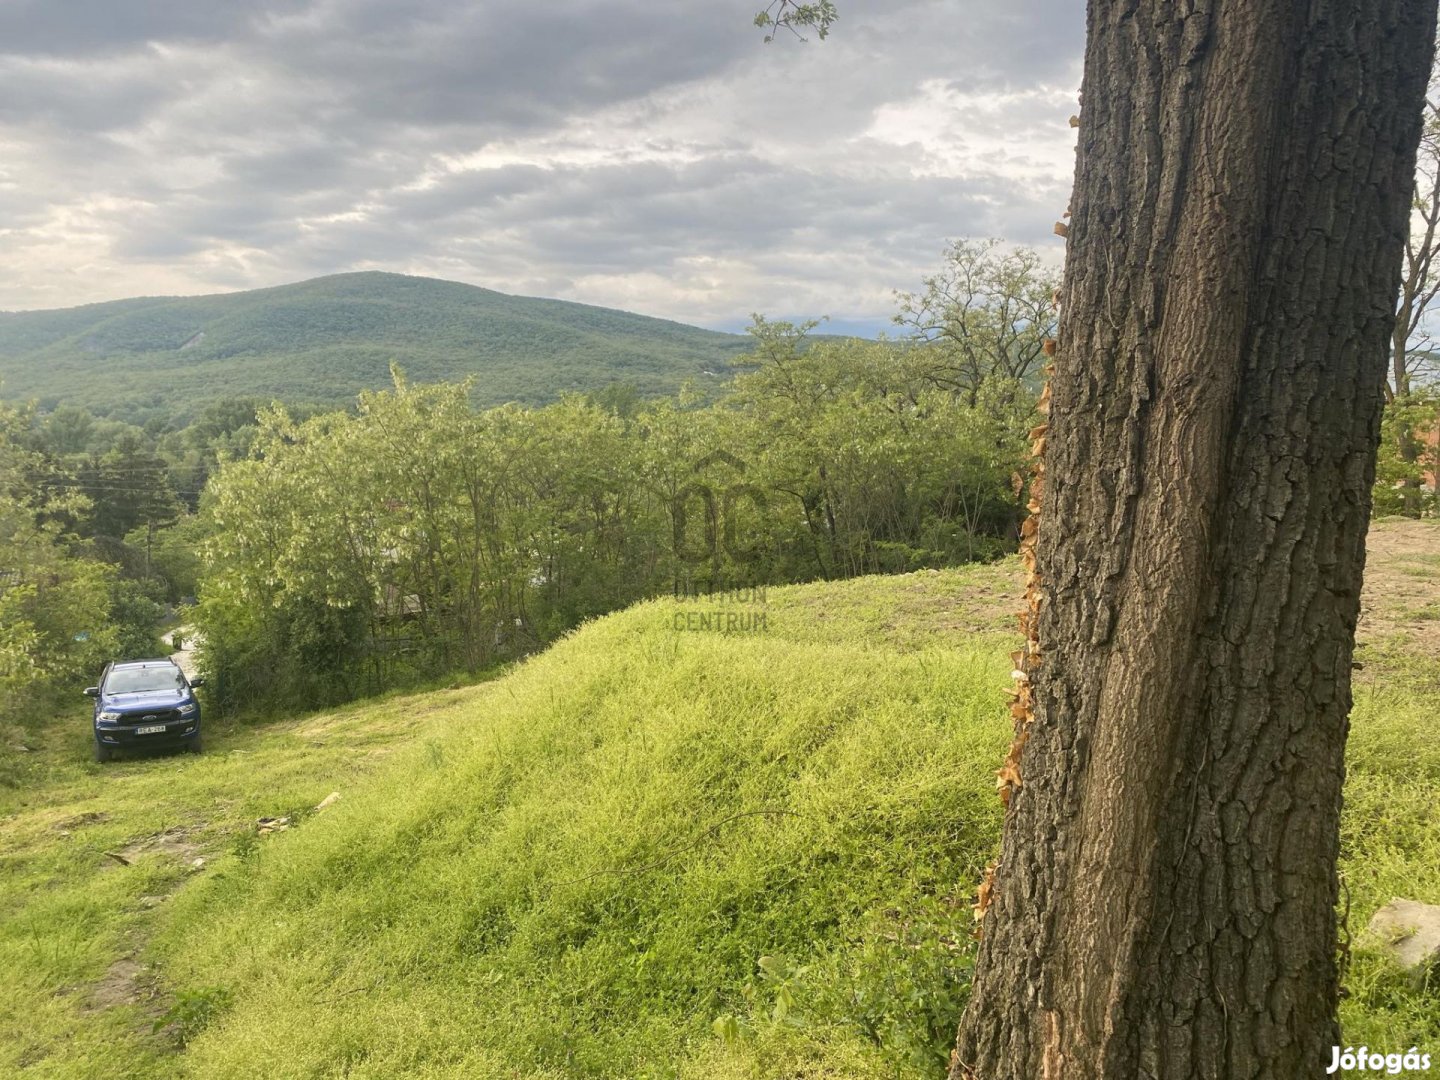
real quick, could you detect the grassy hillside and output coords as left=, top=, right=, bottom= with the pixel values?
left=1, top=526, right=1437, bottom=1078
left=0, top=273, right=752, bottom=422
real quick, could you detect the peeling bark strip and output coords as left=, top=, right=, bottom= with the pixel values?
left=953, top=3, right=1435, bottom=1079
left=980, top=354, right=1053, bottom=924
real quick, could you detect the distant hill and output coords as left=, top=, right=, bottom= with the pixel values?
left=0, top=272, right=755, bottom=421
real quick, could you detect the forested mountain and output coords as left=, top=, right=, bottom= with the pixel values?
left=0, top=272, right=753, bottom=422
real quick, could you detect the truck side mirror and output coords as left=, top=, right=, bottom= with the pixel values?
left=189, top=677, right=206, bottom=688
left=83, top=687, right=100, bottom=697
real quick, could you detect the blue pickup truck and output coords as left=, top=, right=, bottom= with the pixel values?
left=85, top=659, right=205, bottom=762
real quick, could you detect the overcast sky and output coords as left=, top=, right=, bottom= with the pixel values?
left=0, top=0, right=1083, bottom=333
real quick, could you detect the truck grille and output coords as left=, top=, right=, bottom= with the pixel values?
left=117, top=709, right=181, bottom=727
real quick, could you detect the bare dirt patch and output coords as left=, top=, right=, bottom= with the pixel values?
left=1359, top=519, right=1440, bottom=655
left=880, top=564, right=1026, bottom=646
left=110, top=826, right=203, bottom=865
left=54, top=810, right=109, bottom=834
left=83, top=956, right=151, bottom=1013
left=78, top=953, right=176, bottom=1044
left=881, top=521, right=1435, bottom=655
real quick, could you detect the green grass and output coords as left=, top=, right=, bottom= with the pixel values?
left=0, top=569, right=1011, bottom=1078
left=1397, top=601, right=1440, bottom=621
left=1338, top=655, right=1440, bottom=1048
left=0, top=558, right=1436, bottom=1077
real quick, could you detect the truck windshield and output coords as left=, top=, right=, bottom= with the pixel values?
left=106, top=667, right=184, bottom=694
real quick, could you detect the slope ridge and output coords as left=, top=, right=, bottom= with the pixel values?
left=0, top=272, right=752, bottom=420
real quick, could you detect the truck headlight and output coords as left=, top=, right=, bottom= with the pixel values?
left=178, top=703, right=197, bottom=716
left=98, top=710, right=121, bottom=722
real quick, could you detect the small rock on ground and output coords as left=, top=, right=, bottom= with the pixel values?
left=1364, top=898, right=1440, bottom=972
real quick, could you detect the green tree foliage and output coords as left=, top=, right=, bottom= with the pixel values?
left=1374, top=391, right=1440, bottom=516
left=39, top=406, right=95, bottom=455
left=729, top=318, right=1026, bottom=576
left=196, top=340, right=1029, bottom=713
left=107, top=577, right=166, bottom=659
left=19, top=396, right=255, bottom=605
left=125, top=514, right=206, bottom=603
left=754, top=0, right=837, bottom=42
left=0, top=397, right=225, bottom=715
left=77, top=429, right=181, bottom=543
left=0, top=399, right=120, bottom=718
left=893, top=238, right=1060, bottom=404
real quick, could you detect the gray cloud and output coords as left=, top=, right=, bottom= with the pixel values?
left=257, top=1, right=759, bottom=128
left=0, top=0, right=1084, bottom=329
left=0, top=1, right=307, bottom=56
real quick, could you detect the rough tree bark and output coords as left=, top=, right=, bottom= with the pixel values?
left=952, top=3, right=1436, bottom=1079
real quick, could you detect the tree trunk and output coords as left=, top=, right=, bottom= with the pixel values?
left=952, top=3, right=1435, bottom=1079
left=1392, top=308, right=1423, bottom=517
left=1397, top=428, right=1424, bottom=517
left=1391, top=320, right=1410, bottom=402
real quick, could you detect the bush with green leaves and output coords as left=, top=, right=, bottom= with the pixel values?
left=0, top=397, right=123, bottom=724
left=196, top=341, right=1031, bottom=713
left=1374, top=393, right=1439, bottom=517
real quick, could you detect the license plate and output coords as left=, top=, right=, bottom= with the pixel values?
left=135, top=724, right=167, bottom=735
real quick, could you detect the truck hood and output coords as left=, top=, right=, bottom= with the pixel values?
left=103, top=688, right=189, bottom=712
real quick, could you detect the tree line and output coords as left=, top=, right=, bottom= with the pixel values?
left=195, top=321, right=1037, bottom=712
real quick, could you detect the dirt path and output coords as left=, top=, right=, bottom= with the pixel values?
left=168, top=624, right=201, bottom=680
